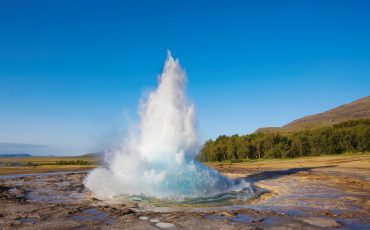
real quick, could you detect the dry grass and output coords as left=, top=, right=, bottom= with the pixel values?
left=0, top=156, right=97, bottom=164
left=2, top=153, right=369, bottom=176
left=206, top=153, right=370, bottom=178
left=0, top=165, right=96, bottom=175
left=0, top=156, right=99, bottom=175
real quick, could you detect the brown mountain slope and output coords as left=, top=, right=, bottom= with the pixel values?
left=256, top=96, right=370, bottom=133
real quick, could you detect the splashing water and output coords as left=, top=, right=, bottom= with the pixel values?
left=85, top=52, right=252, bottom=201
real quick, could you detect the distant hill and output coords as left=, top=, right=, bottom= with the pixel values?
left=0, top=153, right=32, bottom=158
left=256, top=96, right=370, bottom=133
left=81, top=152, right=104, bottom=157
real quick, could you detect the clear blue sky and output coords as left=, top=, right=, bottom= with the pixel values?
left=1, top=0, right=369, bottom=155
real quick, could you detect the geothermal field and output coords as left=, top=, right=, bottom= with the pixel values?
left=1, top=54, right=370, bottom=229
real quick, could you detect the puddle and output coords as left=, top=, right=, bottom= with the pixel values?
left=262, top=216, right=281, bottom=225
left=70, top=208, right=116, bottom=225
left=230, top=214, right=259, bottom=223
left=206, top=213, right=261, bottom=224
left=338, top=218, right=370, bottom=229
left=17, top=217, right=38, bottom=224
left=206, top=214, right=227, bottom=220
left=82, top=208, right=101, bottom=215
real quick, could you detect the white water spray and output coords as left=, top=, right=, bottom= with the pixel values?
left=85, top=52, right=251, bottom=201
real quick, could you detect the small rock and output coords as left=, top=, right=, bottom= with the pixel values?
left=125, top=208, right=136, bottom=215
left=150, top=218, right=160, bottom=223
left=156, top=222, right=175, bottom=228
left=298, top=217, right=340, bottom=228
left=139, top=216, right=149, bottom=221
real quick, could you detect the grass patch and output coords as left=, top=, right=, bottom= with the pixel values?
left=205, top=152, right=370, bottom=164
left=0, top=156, right=100, bottom=175
left=55, top=160, right=91, bottom=165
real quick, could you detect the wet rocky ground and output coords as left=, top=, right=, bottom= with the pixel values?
left=1, top=157, right=370, bottom=229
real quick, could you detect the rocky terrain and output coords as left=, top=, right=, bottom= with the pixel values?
left=0, top=154, right=370, bottom=229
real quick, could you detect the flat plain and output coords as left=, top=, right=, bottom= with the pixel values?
left=0, top=156, right=98, bottom=175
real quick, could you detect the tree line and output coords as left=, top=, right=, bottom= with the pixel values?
left=55, top=160, right=91, bottom=165
left=196, top=119, right=370, bottom=162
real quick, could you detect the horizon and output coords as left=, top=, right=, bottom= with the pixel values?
left=0, top=96, right=368, bottom=157
left=1, top=1, right=370, bottom=156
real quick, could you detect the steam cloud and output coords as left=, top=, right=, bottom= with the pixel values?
left=85, top=52, right=250, bottom=200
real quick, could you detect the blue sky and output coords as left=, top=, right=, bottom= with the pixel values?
left=1, top=0, right=369, bottom=155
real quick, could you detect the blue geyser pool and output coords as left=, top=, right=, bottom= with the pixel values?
left=85, top=52, right=254, bottom=202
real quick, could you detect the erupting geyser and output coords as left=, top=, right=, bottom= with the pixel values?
left=85, top=52, right=252, bottom=201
